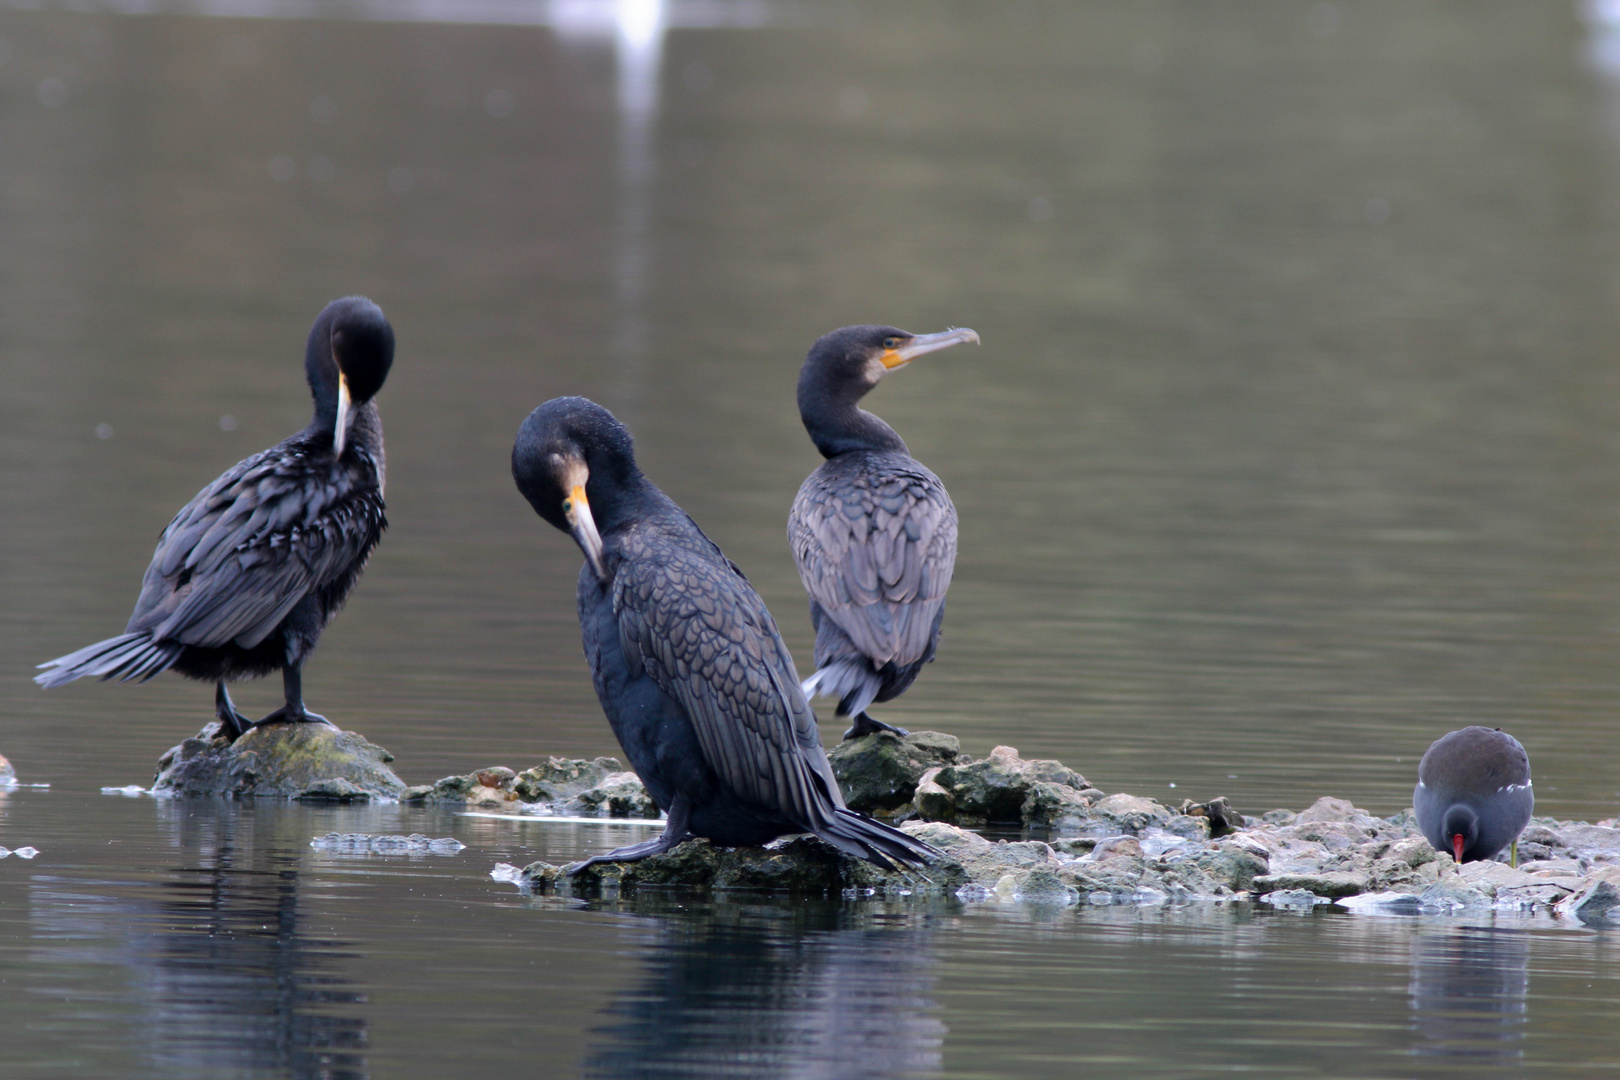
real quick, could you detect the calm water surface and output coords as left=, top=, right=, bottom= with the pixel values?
left=3, top=1, right=1620, bottom=1075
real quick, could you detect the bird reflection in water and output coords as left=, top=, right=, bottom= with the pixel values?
left=583, top=902, right=944, bottom=1080
left=1408, top=927, right=1529, bottom=1064
left=32, top=803, right=367, bottom=1079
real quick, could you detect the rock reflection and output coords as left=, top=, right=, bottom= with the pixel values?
left=1407, top=927, right=1529, bottom=1064
left=31, top=803, right=367, bottom=1080
left=583, top=902, right=944, bottom=1079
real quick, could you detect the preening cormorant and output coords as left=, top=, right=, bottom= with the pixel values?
left=788, top=324, right=979, bottom=740
left=36, top=297, right=395, bottom=741
left=1414, top=726, right=1533, bottom=866
left=512, top=396, right=938, bottom=870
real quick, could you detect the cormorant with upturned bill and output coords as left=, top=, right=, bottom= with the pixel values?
left=1414, top=726, right=1533, bottom=866
left=513, top=396, right=938, bottom=871
left=789, top=324, right=979, bottom=740
left=36, top=297, right=395, bottom=742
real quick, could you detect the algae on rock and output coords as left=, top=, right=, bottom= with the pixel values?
left=151, top=721, right=405, bottom=800
left=521, top=832, right=969, bottom=898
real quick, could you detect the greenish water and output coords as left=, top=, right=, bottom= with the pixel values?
left=3, top=1, right=1620, bottom=1075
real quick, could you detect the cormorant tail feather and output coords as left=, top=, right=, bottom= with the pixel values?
left=35, top=632, right=183, bottom=688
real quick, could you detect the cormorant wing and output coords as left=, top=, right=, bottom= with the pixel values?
left=789, top=459, right=958, bottom=667
left=127, top=441, right=385, bottom=650
left=612, top=530, right=843, bottom=820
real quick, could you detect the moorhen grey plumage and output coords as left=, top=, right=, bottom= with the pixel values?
left=1414, top=726, right=1533, bottom=867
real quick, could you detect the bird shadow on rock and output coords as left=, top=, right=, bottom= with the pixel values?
left=151, top=721, right=405, bottom=801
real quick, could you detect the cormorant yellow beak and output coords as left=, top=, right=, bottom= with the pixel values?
left=880, top=326, right=980, bottom=370
left=564, top=481, right=606, bottom=580
left=334, top=374, right=352, bottom=456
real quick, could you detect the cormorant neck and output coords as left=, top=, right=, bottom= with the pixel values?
left=588, top=462, right=669, bottom=537
left=797, top=377, right=909, bottom=459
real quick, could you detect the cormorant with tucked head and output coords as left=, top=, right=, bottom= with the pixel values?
left=788, top=324, right=979, bottom=740
left=513, top=396, right=938, bottom=871
left=36, top=297, right=395, bottom=742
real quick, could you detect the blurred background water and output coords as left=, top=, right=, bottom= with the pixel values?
left=4, top=1, right=1620, bottom=1076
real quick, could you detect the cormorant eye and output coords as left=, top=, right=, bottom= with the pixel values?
left=882, top=336, right=900, bottom=349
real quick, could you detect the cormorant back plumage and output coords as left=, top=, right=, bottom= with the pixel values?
left=788, top=324, right=978, bottom=739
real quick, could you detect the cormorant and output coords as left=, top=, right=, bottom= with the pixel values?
left=788, top=324, right=979, bottom=740
left=512, top=396, right=938, bottom=870
left=1414, top=726, right=1533, bottom=866
left=36, top=297, right=395, bottom=741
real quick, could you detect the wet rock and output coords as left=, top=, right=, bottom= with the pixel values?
left=515, top=756, right=629, bottom=803
left=405, top=756, right=657, bottom=817
left=1295, top=796, right=1361, bottom=824
left=1090, top=835, right=1144, bottom=860
left=1419, top=878, right=1492, bottom=910
left=1195, top=841, right=1270, bottom=892
left=1021, top=781, right=1099, bottom=831
left=1088, top=793, right=1173, bottom=835
left=828, top=730, right=960, bottom=814
left=1556, top=867, right=1620, bottom=924
left=1164, top=812, right=1214, bottom=842
left=566, top=772, right=660, bottom=818
left=913, top=767, right=956, bottom=821
left=1261, top=888, right=1328, bottom=908
left=0, top=752, right=14, bottom=788
left=1253, top=871, right=1367, bottom=898
left=927, top=746, right=1090, bottom=825
left=521, top=834, right=968, bottom=898
left=993, top=866, right=1079, bottom=905
left=1454, top=860, right=1540, bottom=898
left=151, top=721, right=405, bottom=800
left=1559, top=824, right=1620, bottom=862
left=1515, top=824, right=1563, bottom=863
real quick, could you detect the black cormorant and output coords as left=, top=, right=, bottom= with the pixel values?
left=36, top=297, right=395, bottom=741
left=1414, top=726, right=1533, bottom=866
left=788, top=324, right=979, bottom=740
left=512, top=396, right=938, bottom=870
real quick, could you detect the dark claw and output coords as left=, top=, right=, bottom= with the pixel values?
left=252, top=705, right=336, bottom=730
left=842, top=712, right=909, bottom=741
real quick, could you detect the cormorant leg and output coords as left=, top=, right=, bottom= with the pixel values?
left=253, top=664, right=334, bottom=729
left=567, top=796, right=693, bottom=874
left=214, top=682, right=253, bottom=741
left=842, top=711, right=910, bottom=741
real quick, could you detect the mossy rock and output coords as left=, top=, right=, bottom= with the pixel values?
left=827, top=730, right=960, bottom=814
left=521, top=835, right=968, bottom=898
left=151, top=721, right=405, bottom=800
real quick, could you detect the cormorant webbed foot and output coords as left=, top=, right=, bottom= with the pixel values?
left=252, top=704, right=336, bottom=730
left=566, top=798, right=692, bottom=874
left=842, top=712, right=910, bottom=741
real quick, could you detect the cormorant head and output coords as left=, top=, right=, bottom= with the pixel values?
left=1440, top=804, right=1480, bottom=863
left=798, top=324, right=980, bottom=403
left=796, top=324, right=979, bottom=458
left=306, top=296, right=395, bottom=456
left=512, top=396, right=640, bottom=580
